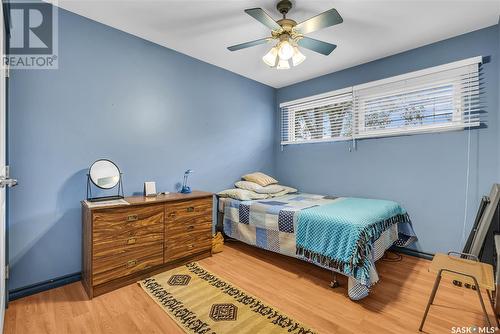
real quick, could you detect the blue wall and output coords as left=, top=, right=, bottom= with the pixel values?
left=7, top=9, right=275, bottom=290
left=275, top=25, right=500, bottom=255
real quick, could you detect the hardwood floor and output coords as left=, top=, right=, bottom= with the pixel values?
left=4, top=241, right=498, bottom=334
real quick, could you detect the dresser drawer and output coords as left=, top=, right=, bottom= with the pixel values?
left=93, top=243, right=163, bottom=285
left=165, top=215, right=211, bottom=237
left=166, top=198, right=212, bottom=221
left=93, top=231, right=164, bottom=259
left=166, top=229, right=211, bottom=244
left=165, top=231, right=211, bottom=262
left=93, top=205, right=164, bottom=241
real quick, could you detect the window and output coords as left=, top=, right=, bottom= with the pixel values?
left=280, top=57, right=482, bottom=145
left=281, top=90, right=352, bottom=145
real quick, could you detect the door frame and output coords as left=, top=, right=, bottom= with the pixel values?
left=1, top=0, right=10, bottom=314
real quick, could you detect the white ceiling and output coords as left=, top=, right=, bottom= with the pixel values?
left=49, top=0, right=500, bottom=88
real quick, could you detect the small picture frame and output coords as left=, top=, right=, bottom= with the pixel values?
left=144, top=181, right=157, bottom=197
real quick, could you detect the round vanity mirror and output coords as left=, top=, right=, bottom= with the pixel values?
left=89, top=159, right=121, bottom=189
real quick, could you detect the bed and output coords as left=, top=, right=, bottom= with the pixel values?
left=218, top=193, right=417, bottom=300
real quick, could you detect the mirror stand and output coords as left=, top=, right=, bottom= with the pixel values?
left=86, top=173, right=124, bottom=202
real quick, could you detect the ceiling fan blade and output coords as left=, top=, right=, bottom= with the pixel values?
left=244, top=8, right=282, bottom=31
left=227, top=38, right=270, bottom=51
left=294, top=8, right=343, bottom=35
left=298, top=37, right=337, bottom=55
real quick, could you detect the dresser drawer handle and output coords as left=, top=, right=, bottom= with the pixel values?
left=126, top=259, right=137, bottom=268
left=187, top=244, right=194, bottom=249
left=127, top=214, right=138, bottom=222
left=186, top=207, right=195, bottom=212
left=187, top=225, right=194, bottom=231
left=127, top=238, right=136, bottom=245
left=169, top=213, right=176, bottom=218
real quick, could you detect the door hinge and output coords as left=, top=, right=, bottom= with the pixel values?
left=0, top=166, right=17, bottom=188
left=5, top=265, right=9, bottom=280
left=4, top=64, right=9, bottom=79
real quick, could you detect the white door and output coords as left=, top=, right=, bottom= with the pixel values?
left=0, top=3, right=6, bottom=330
left=0, top=3, right=14, bottom=331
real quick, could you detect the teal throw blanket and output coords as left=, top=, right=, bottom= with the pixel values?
left=296, top=197, right=409, bottom=281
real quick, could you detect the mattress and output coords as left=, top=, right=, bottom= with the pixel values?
left=218, top=193, right=416, bottom=300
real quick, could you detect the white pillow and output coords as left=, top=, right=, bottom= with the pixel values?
left=255, top=184, right=285, bottom=194
left=235, top=181, right=284, bottom=194
left=217, top=188, right=269, bottom=201
left=282, top=186, right=298, bottom=193
left=234, top=181, right=260, bottom=192
left=269, top=186, right=298, bottom=197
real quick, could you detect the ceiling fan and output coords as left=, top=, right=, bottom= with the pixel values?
left=227, top=0, right=343, bottom=70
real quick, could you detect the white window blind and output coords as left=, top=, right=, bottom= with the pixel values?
left=280, top=56, right=482, bottom=145
left=281, top=89, right=353, bottom=145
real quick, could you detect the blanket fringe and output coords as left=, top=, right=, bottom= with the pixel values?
left=296, top=212, right=411, bottom=281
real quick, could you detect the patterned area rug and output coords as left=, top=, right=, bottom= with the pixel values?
left=139, top=262, right=315, bottom=334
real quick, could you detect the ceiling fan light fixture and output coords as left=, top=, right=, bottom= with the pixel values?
left=277, top=59, right=290, bottom=70
left=262, top=47, right=278, bottom=67
left=228, top=2, right=343, bottom=71
left=277, top=40, right=294, bottom=60
left=292, top=47, right=306, bottom=66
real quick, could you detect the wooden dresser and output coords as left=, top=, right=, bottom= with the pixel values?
left=81, top=191, right=213, bottom=298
